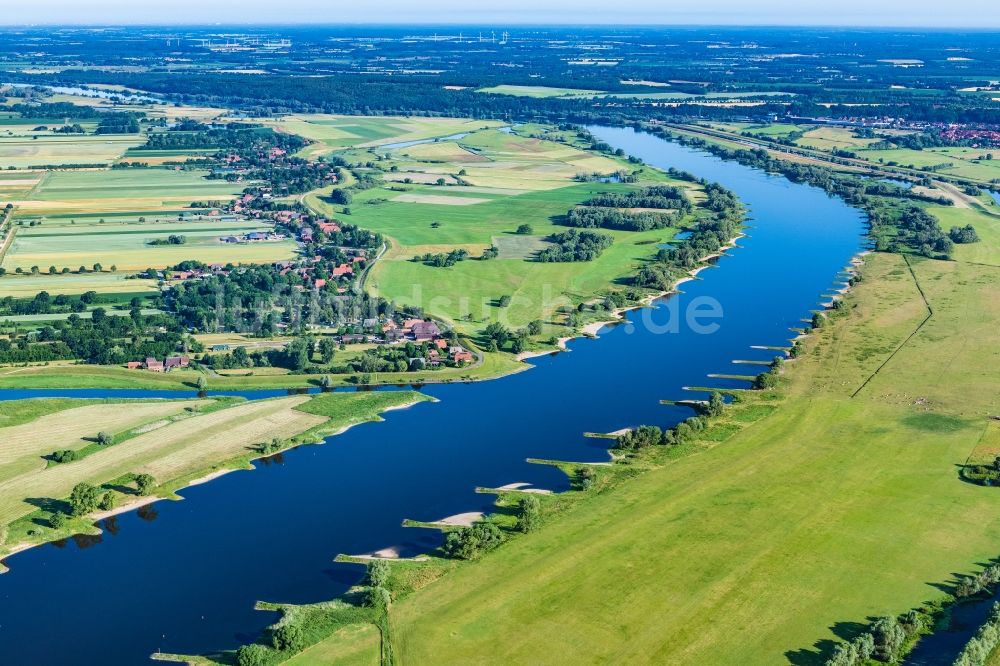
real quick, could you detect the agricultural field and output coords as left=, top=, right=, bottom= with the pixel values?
left=795, top=126, right=883, bottom=151
left=0, top=134, right=143, bottom=168
left=306, top=251, right=1000, bottom=665
left=3, top=217, right=295, bottom=272
left=0, top=391, right=428, bottom=561
left=306, top=126, right=693, bottom=334
left=860, top=147, right=1000, bottom=182
left=0, top=271, right=158, bottom=298
left=267, top=114, right=504, bottom=158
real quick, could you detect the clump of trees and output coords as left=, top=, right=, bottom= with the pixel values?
left=442, top=521, right=505, bottom=559
left=415, top=249, right=468, bottom=267
left=950, top=224, right=981, bottom=244
left=537, top=229, right=613, bottom=262
left=70, top=482, right=101, bottom=515
left=147, top=234, right=187, bottom=246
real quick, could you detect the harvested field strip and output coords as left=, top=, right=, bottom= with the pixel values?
left=0, top=400, right=200, bottom=468
left=0, top=397, right=321, bottom=526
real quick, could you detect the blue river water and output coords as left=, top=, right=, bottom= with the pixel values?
left=0, top=127, right=866, bottom=665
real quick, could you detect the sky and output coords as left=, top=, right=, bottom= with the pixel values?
left=1, top=0, right=997, bottom=28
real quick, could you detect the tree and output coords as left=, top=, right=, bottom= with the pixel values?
left=365, top=585, right=392, bottom=611
left=516, top=223, right=533, bottom=234
left=196, top=375, right=208, bottom=391
left=329, top=188, right=352, bottom=205
left=235, top=644, right=269, bottom=666
left=704, top=391, right=726, bottom=418
left=498, top=294, right=512, bottom=308
left=96, top=431, right=113, bottom=446
left=318, top=337, right=336, bottom=364
left=871, top=616, right=905, bottom=662
left=49, top=511, right=66, bottom=529
left=93, top=263, right=103, bottom=272
left=527, top=320, right=543, bottom=336
left=366, top=559, right=390, bottom=588
left=319, top=375, right=332, bottom=389
left=516, top=495, right=541, bottom=533
left=134, top=473, right=155, bottom=496
left=99, top=492, right=116, bottom=511
left=70, top=482, right=101, bottom=515
left=272, top=623, right=304, bottom=652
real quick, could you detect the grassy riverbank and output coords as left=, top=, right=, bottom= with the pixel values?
left=0, top=390, right=430, bottom=570
left=202, top=247, right=1000, bottom=665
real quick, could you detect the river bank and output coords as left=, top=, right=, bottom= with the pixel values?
left=0, top=391, right=430, bottom=572
left=0, top=126, right=867, bottom=665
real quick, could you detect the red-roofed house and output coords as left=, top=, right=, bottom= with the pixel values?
left=317, top=221, right=341, bottom=234
left=145, top=357, right=164, bottom=372
left=332, top=264, right=353, bottom=277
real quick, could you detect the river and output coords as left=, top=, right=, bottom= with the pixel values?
left=0, top=126, right=866, bottom=665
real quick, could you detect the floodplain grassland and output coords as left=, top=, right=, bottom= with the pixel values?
left=266, top=114, right=504, bottom=158
left=308, top=126, right=696, bottom=337
left=0, top=390, right=430, bottom=567
left=287, top=249, right=1000, bottom=665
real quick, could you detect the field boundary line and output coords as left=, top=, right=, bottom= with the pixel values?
left=850, top=254, right=933, bottom=398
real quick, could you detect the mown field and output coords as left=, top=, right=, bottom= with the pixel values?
left=0, top=391, right=428, bottom=565
left=292, top=249, right=1000, bottom=665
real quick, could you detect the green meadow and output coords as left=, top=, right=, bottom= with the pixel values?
left=290, top=250, right=1000, bottom=665
left=306, top=126, right=692, bottom=335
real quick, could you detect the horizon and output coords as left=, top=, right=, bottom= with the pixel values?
left=0, top=0, right=997, bottom=29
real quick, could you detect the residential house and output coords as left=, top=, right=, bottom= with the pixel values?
left=145, top=357, right=164, bottom=372
left=411, top=321, right=442, bottom=342
left=164, top=356, right=190, bottom=371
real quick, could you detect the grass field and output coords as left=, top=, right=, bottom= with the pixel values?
left=268, top=114, right=504, bottom=158
left=854, top=147, right=1000, bottom=183
left=287, top=248, right=1000, bottom=665
left=0, top=391, right=428, bottom=564
left=307, top=126, right=689, bottom=336
left=928, top=202, right=1000, bottom=266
